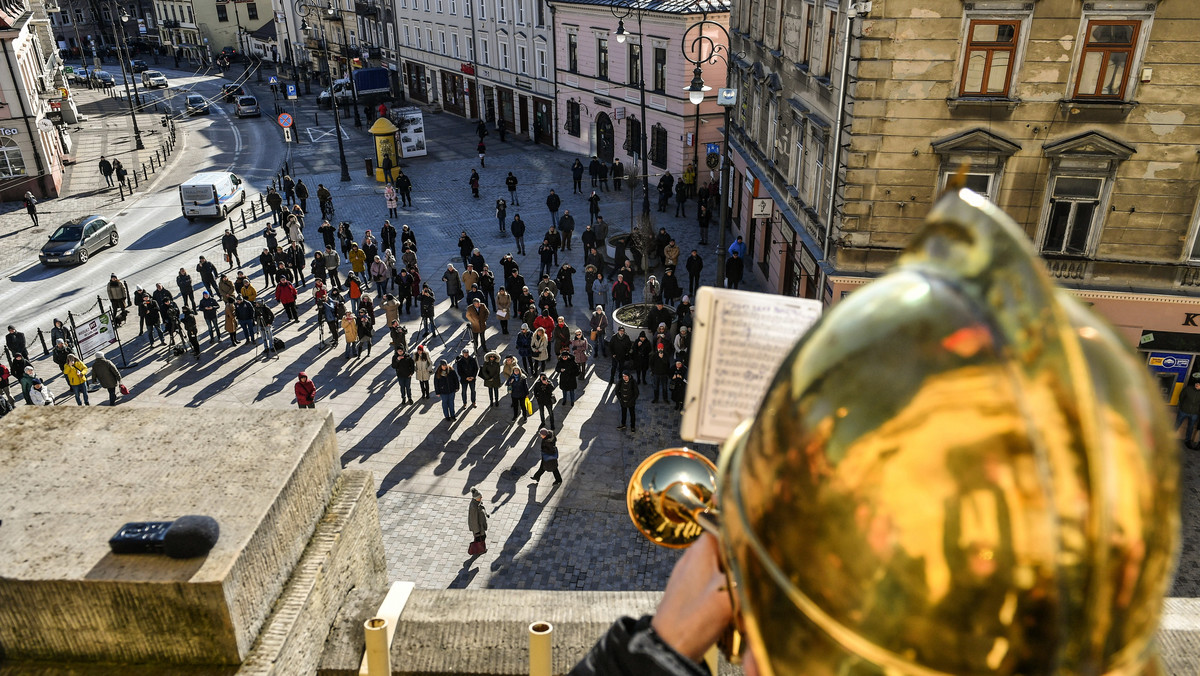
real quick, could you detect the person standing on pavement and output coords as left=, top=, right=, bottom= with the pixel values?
left=505, top=365, right=530, bottom=422
left=392, top=347, right=415, bottom=404
left=266, top=187, right=284, bottom=227
left=588, top=156, right=601, bottom=188
left=697, top=204, right=712, bottom=245
left=531, top=428, right=562, bottom=484
left=282, top=175, right=296, bottom=206
left=468, top=488, right=488, bottom=553
left=295, top=179, right=310, bottom=213
left=505, top=171, right=519, bottom=205
left=324, top=245, right=343, bottom=289
left=384, top=183, right=398, bottom=218
left=23, top=192, right=37, bottom=226
left=175, top=268, right=196, bottom=311
left=455, top=348, right=479, bottom=408
left=295, top=372, right=316, bottom=408
left=510, top=213, right=526, bottom=255
left=477, top=139, right=486, bottom=167
left=495, top=198, right=507, bottom=234
left=1177, top=378, right=1200, bottom=449
left=395, top=171, right=413, bottom=207
left=608, top=327, right=632, bottom=380
left=571, top=159, right=585, bottom=194
left=616, top=371, right=639, bottom=431
left=0, top=361, right=13, bottom=408
left=434, top=360, right=460, bottom=419
left=469, top=169, right=481, bottom=198
left=466, top=298, right=490, bottom=351
left=545, top=189, right=561, bottom=227
left=198, top=292, right=221, bottom=344
left=62, top=354, right=89, bottom=405
left=222, top=229, right=241, bottom=269
left=558, top=211, right=575, bottom=252
left=532, top=373, right=556, bottom=428
left=443, top=264, right=463, bottom=309
left=91, top=352, right=121, bottom=405
left=725, top=250, right=744, bottom=290
left=598, top=161, right=610, bottom=191
left=99, top=156, right=115, bottom=186
left=685, top=250, right=704, bottom=296
left=612, top=159, right=624, bottom=191
left=317, top=183, right=333, bottom=220
left=480, top=351, right=502, bottom=407
left=556, top=349, right=580, bottom=406
left=589, top=305, right=609, bottom=358
left=235, top=297, right=256, bottom=345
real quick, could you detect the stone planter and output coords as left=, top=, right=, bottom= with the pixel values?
left=613, top=303, right=677, bottom=336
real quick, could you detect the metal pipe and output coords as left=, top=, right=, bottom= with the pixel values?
left=363, top=617, right=390, bottom=676
left=529, top=621, right=553, bottom=676
left=816, top=10, right=858, bottom=301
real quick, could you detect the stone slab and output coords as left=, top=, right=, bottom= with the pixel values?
left=0, top=407, right=341, bottom=664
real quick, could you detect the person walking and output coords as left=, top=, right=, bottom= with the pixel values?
left=396, top=170, right=413, bottom=207
left=530, top=428, right=562, bottom=484
left=23, top=191, right=37, bottom=227
left=477, top=139, right=486, bottom=167
left=468, top=488, right=488, bottom=555
left=295, top=372, right=317, bottom=408
left=571, top=159, right=585, bottom=194
left=455, top=349, right=479, bottom=408
left=511, top=214, right=526, bottom=255
left=91, top=352, right=122, bottom=405
left=62, top=354, right=90, bottom=405
left=545, top=189, right=561, bottom=227
left=505, top=171, right=519, bottom=205
left=295, top=178, right=310, bottom=213
left=434, top=360, right=460, bottom=419
left=113, top=159, right=128, bottom=187
left=317, top=183, right=333, bottom=219
left=616, top=371, right=639, bottom=431
left=469, top=169, right=480, bottom=199
left=99, top=155, right=115, bottom=186
left=222, top=229, right=241, bottom=269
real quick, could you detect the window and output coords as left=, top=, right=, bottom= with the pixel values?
left=187, top=7, right=193, bottom=23
left=766, top=99, right=778, bottom=162
left=624, top=115, right=641, bottom=157
left=451, top=33, right=459, bottom=57
left=567, top=34, right=577, bottom=73
left=481, top=37, right=489, bottom=64
left=536, top=46, right=547, bottom=78
left=439, top=30, right=446, bottom=54
left=517, top=44, right=527, bottom=73
left=1043, top=176, right=1103, bottom=255
left=404, top=25, right=411, bottom=46
left=0, top=139, right=26, bottom=177
left=812, top=133, right=827, bottom=213
left=516, top=0, right=524, bottom=24
left=628, top=43, right=641, bottom=86
left=939, top=169, right=997, bottom=201
left=426, top=28, right=433, bottom=51
left=1074, top=20, right=1139, bottom=99
left=500, top=41, right=509, bottom=69
left=790, top=121, right=805, bottom=190
left=465, top=0, right=470, bottom=17
left=436, top=0, right=443, bottom=12
left=467, top=36, right=474, bottom=60
left=822, top=10, right=837, bottom=77
left=216, top=4, right=227, bottom=21
left=498, top=0, right=505, bottom=21
left=450, top=0, right=456, bottom=13
left=536, top=0, right=544, bottom=27
left=650, top=124, right=668, bottom=168
left=960, top=20, right=1019, bottom=96
left=653, top=47, right=666, bottom=92
left=415, top=27, right=423, bottom=48
left=246, top=3, right=258, bottom=20
left=479, top=0, right=485, bottom=19
left=424, top=0, right=430, bottom=11
left=567, top=99, right=581, bottom=136
left=597, top=38, right=608, bottom=79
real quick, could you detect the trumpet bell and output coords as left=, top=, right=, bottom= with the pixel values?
left=627, top=448, right=719, bottom=549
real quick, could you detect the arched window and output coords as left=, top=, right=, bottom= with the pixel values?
left=0, top=139, right=27, bottom=177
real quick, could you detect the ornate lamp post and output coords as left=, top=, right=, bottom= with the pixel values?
left=681, top=8, right=736, bottom=282
left=298, top=0, right=351, bottom=181
left=610, top=0, right=650, bottom=218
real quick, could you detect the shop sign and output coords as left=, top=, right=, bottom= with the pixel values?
left=460, top=63, right=474, bottom=75
left=593, top=97, right=611, bottom=108
left=752, top=197, right=772, bottom=219
left=1184, top=312, right=1200, bottom=326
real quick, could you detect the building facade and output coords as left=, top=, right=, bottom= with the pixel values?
left=394, top=0, right=555, bottom=140
left=0, top=0, right=67, bottom=199
left=550, top=0, right=728, bottom=178
left=730, top=0, right=1200, bottom=398
left=192, top=0, right=268, bottom=61
left=154, top=0, right=203, bottom=64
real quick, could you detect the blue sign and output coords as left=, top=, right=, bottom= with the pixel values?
left=268, top=75, right=279, bottom=85
left=285, top=84, right=297, bottom=100
left=706, top=143, right=720, bottom=155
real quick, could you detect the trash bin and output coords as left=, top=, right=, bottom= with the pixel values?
left=365, top=157, right=373, bottom=177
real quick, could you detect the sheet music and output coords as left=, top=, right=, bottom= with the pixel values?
left=680, top=288, right=823, bottom=444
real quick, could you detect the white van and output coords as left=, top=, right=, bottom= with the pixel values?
left=180, top=172, right=247, bottom=221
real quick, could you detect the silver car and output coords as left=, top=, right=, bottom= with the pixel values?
left=39, top=215, right=119, bottom=265
left=185, top=94, right=210, bottom=115
left=234, top=95, right=260, bottom=118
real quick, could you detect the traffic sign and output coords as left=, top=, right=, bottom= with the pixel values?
left=277, top=112, right=293, bottom=128
left=268, top=75, right=278, bottom=85
left=285, top=84, right=297, bottom=100
left=283, top=127, right=292, bottom=143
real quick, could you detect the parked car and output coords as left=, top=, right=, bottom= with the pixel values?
left=140, top=70, right=168, bottom=88
left=91, top=70, right=115, bottom=86
left=129, top=59, right=148, bottom=73
left=39, top=215, right=119, bottom=266
left=185, top=94, right=210, bottom=115
left=234, top=95, right=260, bottom=118
left=221, top=83, right=245, bottom=103
left=72, top=65, right=96, bottom=83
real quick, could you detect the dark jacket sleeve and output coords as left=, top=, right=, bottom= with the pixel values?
left=568, top=615, right=710, bottom=676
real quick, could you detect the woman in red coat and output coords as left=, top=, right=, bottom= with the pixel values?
left=294, top=372, right=316, bottom=409
left=274, top=279, right=299, bottom=322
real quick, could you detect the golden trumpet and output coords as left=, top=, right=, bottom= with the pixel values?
left=626, top=188, right=1179, bottom=676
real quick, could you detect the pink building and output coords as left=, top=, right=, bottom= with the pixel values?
left=549, top=0, right=729, bottom=182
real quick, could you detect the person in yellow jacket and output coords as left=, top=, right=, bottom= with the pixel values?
left=348, top=242, right=367, bottom=275
left=240, top=281, right=257, bottom=302
left=341, top=311, right=359, bottom=359
left=62, top=353, right=90, bottom=406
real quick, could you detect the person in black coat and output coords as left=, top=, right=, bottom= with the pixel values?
left=506, top=366, right=530, bottom=422
left=556, top=263, right=577, bottom=307
left=392, top=347, right=415, bottom=404
left=532, top=373, right=557, bottom=429
left=555, top=352, right=580, bottom=406
left=4, top=326, right=26, bottom=359
left=433, top=360, right=460, bottom=420
left=531, top=428, right=562, bottom=483
left=608, top=327, right=632, bottom=380
left=455, top=349, right=479, bottom=408
left=511, top=215, right=527, bottom=255
left=616, top=372, right=639, bottom=431
left=631, top=334, right=653, bottom=384
left=571, top=159, right=585, bottom=193
left=726, top=250, right=745, bottom=289
left=221, top=229, right=241, bottom=268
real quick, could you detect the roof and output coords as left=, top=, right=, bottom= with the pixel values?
left=550, top=0, right=729, bottom=15
left=248, top=21, right=276, bottom=41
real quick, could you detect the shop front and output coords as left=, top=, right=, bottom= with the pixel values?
left=440, top=71, right=466, bottom=117
left=532, top=96, right=553, bottom=146
left=404, top=62, right=428, bottom=103
left=497, top=87, right=515, bottom=133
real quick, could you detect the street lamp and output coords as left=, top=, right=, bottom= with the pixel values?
left=107, top=4, right=145, bottom=150
left=681, top=9, right=735, bottom=282
left=297, top=0, right=351, bottom=181
left=610, top=0, right=650, bottom=217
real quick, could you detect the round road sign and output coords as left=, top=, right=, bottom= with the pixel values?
left=277, top=112, right=293, bottom=128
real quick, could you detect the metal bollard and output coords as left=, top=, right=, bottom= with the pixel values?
left=156, top=150, right=161, bottom=164
left=142, top=164, right=148, bottom=181
left=119, top=182, right=126, bottom=201
left=314, top=111, right=319, bottom=125
left=251, top=201, right=258, bottom=218
left=133, top=173, right=139, bottom=189
left=36, top=328, right=48, bottom=356
left=241, top=211, right=247, bottom=230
